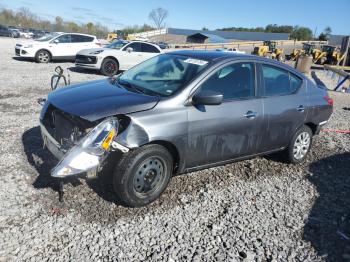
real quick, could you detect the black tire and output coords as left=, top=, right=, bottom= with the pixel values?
left=319, top=57, right=327, bottom=65
left=113, top=144, right=173, bottom=207
left=101, top=58, right=119, bottom=76
left=282, top=125, right=313, bottom=164
left=35, top=50, right=51, bottom=63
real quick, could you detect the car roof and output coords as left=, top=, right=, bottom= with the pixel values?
left=59, top=32, right=96, bottom=38
left=167, top=50, right=305, bottom=78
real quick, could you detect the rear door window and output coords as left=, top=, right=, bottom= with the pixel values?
left=261, top=64, right=297, bottom=96
left=141, top=43, right=160, bottom=53
left=71, top=34, right=94, bottom=43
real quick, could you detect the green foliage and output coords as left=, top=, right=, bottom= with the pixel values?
left=318, top=26, right=332, bottom=41
left=218, top=24, right=313, bottom=40
left=290, top=26, right=313, bottom=40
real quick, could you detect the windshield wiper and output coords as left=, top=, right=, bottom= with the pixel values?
left=117, top=79, right=160, bottom=97
left=117, top=79, right=144, bottom=94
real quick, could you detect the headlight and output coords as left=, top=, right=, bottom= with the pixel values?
left=51, top=118, right=118, bottom=178
left=23, top=44, right=33, bottom=48
left=89, top=50, right=104, bottom=55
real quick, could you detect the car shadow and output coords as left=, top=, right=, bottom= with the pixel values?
left=21, top=126, right=126, bottom=206
left=12, top=56, right=74, bottom=64
left=304, top=152, right=350, bottom=261
left=67, top=66, right=103, bottom=76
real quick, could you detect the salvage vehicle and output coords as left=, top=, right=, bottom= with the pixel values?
left=75, top=40, right=162, bottom=76
left=39, top=51, right=333, bottom=207
left=15, top=32, right=101, bottom=63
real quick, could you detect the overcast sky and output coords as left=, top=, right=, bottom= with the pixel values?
left=0, top=0, right=349, bottom=35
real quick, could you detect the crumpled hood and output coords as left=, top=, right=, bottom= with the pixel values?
left=48, top=79, right=159, bottom=122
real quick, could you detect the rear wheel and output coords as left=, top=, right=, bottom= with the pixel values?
left=283, top=125, right=313, bottom=163
left=113, top=144, right=173, bottom=207
left=101, top=58, right=119, bottom=76
left=35, top=50, right=51, bottom=63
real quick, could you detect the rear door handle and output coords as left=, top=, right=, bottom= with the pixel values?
left=244, top=111, right=257, bottom=119
left=297, top=105, right=305, bottom=112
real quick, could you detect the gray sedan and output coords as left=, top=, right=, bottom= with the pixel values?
left=39, top=51, right=333, bottom=207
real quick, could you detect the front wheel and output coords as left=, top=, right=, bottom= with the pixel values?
left=101, top=58, right=119, bottom=76
left=113, top=144, right=173, bottom=207
left=35, top=50, right=51, bottom=63
left=283, top=125, right=313, bottom=164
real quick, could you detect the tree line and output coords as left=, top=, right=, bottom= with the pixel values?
left=0, top=7, right=109, bottom=38
left=0, top=7, right=332, bottom=41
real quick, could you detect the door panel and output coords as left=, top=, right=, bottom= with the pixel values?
left=49, top=34, right=72, bottom=57
left=186, top=61, right=264, bottom=168
left=187, top=99, right=263, bottom=167
left=121, top=42, right=144, bottom=69
left=258, top=64, right=308, bottom=152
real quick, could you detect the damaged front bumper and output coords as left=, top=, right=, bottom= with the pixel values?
left=40, top=118, right=129, bottom=179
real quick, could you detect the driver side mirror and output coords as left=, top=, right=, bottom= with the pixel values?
left=126, top=47, right=133, bottom=53
left=53, top=39, right=59, bottom=44
left=192, top=90, right=223, bottom=105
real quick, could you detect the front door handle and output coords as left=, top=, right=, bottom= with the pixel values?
left=244, top=111, right=257, bottom=119
left=297, top=105, right=305, bottom=112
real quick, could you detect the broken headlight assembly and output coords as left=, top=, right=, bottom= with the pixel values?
left=51, top=118, right=118, bottom=178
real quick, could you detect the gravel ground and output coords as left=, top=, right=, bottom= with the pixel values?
left=0, top=37, right=349, bottom=262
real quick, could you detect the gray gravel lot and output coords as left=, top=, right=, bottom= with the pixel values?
left=0, top=37, right=349, bottom=262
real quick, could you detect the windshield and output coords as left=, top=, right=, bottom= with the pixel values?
left=118, top=54, right=209, bottom=97
left=35, top=32, right=60, bottom=42
left=106, top=40, right=128, bottom=50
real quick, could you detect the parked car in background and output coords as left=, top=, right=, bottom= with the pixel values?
left=75, top=40, right=162, bottom=76
left=19, top=29, right=34, bottom=39
left=15, top=32, right=101, bottom=63
left=8, top=28, right=20, bottom=38
left=216, top=48, right=246, bottom=54
left=40, top=51, right=333, bottom=207
left=156, top=41, right=170, bottom=49
left=0, top=24, right=12, bottom=37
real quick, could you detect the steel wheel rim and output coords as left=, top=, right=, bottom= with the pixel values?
left=133, top=156, right=165, bottom=196
left=293, top=131, right=310, bottom=160
left=104, top=61, right=116, bottom=74
left=38, top=52, right=49, bottom=62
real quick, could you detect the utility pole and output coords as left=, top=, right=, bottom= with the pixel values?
left=313, top=27, right=317, bottom=40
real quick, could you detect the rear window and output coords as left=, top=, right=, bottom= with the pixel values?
left=141, top=43, right=160, bottom=53
left=261, top=64, right=302, bottom=96
left=71, top=34, right=94, bottom=43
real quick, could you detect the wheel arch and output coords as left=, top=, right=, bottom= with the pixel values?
left=35, top=48, right=52, bottom=58
left=102, top=56, right=119, bottom=67
left=147, top=140, right=181, bottom=174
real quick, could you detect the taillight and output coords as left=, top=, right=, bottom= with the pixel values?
left=323, top=96, right=333, bottom=106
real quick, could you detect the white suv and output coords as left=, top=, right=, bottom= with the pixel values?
left=75, top=40, right=162, bottom=76
left=15, top=32, right=101, bottom=63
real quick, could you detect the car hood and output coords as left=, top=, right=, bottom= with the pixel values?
left=47, top=79, right=159, bottom=122
left=77, top=48, right=121, bottom=55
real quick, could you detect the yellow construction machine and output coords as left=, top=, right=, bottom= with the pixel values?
left=251, top=41, right=284, bottom=61
left=287, top=43, right=316, bottom=61
left=107, top=33, right=118, bottom=42
left=312, top=45, right=345, bottom=65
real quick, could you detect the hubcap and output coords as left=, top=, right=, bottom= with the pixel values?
left=39, top=52, right=49, bottom=62
left=104, top=61, right=116, bottom=74
left=134, top=157, right=165, bottom=195
left=293, top=132, right=310, bottom=160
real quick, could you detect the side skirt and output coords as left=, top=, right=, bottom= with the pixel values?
left=183, top=147, right=285, bottom=174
